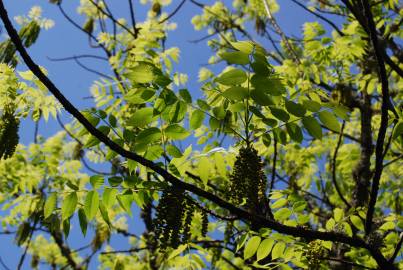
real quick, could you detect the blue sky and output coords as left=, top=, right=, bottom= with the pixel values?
left=0, top=1, right=343, bottom=269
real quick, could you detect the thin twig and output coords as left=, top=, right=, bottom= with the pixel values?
left=389, top=232, right=403, bottom=263
left=159, top=0, right=186, bottom=24
left=87, top=0, right=136, bottom=37
left=127, top=0, right=137, bottom=37
left=383, top=154, right=403, bottom=168
left=74, top=57, right=113, bottom=79
left=269, top=136, right=277, bottom=193
left=319, top=256, right=376, bottom=269
left=47, top=55, right=108, bottom=62
left=0, top=257, right=10, bottom=270
left=289, top=0, right=344, bottom=36
left=331, top=121, right=351, bottom=208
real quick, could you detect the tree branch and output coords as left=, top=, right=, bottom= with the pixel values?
left=290, top=0, right=344, bottom=36
left=159, top=0, right=187, bottom=24
left=359, top=0, right=391, bottom=235
left=331, top=121, right=351, bottom=208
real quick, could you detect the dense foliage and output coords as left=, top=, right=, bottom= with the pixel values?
left=0, top=0, right=402, bottom=269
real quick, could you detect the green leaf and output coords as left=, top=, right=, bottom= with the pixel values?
left=222, top=86, right=249, bottom=101
left=302, top=116, right=322, bottom=139
left=165, top=124, right=190, bottom=140
left=270, top=107, right=290, bottom=122
left=343, top=222, right=353, bottom=237
left=136, top=127, right=161, bottom=144
left=250, top=89, right=274, bottom=106
left=102, top=187, right=118, bottom=208
left=179, top=89, right=192, bottom=103
left=168, top=244, right=188, bottom=260
left=271, top=198, right=287, bottom=209
left=285, top=101, right=306, bottom=117
left=251, top=61, right=270, bottom=75
left=271, top=242, right=286, bottom=260
left=256, top=238, right=275, bottom=261
left=82, top=111, right=100, bottom=127
left=262, top=133, right=271, bottom=146
left=302, top=99, right=321, bottom=112
left=166, top=144, right=183, bottom=158
left=84, top=191, right=99, bottom=221
left=273, top=208, right=292, bottom=221
left=169, top=101, right=187, bottom=123
left=125, top=88, right=155, bottom=104
left=215, top=69, right=247, bottom=86
left=128, top=107, right=154, bottom=128
left=236, top=234, right=248, bottom=252
left=90, top=175, right=104, bottom=189
left=117, top=191, right=134, bottom=216
left=293, top=201, right=307, bottom=212
left=350, top=215, right=364, bottom=231
left=286, top=123, right=303, bottom=143
left=44, top=192, right=57, bottom=219
left=251, top=75, right=285, bottom=96
left=274, top=127, right=288, bottom=145
left=84, top=135, right=100, bottom=148
left=108, top=176, right=123, bottom=187
left=379, top=221, right=395, bottom=231
left=190, top=110, right=205, bottom=130
left=63, top=219, right=70, bottom=238
left=392, top=121, right=403, bottom=140
left=326, top=218, right=336, bottom=231
left=231, top=41, right=254, bottom=54
left=219, top=51, right=249, bottom=65
left=318, top=111, right=340, bottom=132
left=126, top=62, right=155, bottom=83
left=99, top=201, right=111, bottom=226
left=244, top=236, right=261, bottom=260
left=78, top=208, right=88, bottom=236
left=333, top=208, right=344, bottom=222
left=61, top=192, right=78, bottom=221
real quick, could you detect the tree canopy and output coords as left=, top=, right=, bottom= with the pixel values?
left=0, top=0, right=402, bottom=269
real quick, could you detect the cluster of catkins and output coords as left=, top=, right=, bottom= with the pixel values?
left=303, top=240, right=326, bottom=269
left=154, top=186, right=208, bottom=249
left=0, top=110, right=19, bottom=159
left=228, top=147, right=269, bottom=217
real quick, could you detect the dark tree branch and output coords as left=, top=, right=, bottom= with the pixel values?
left=359, top=0, right=391, bottom=235
left=50, top=231, right=82, bottom=270
left=341, top=0, right=403, bottom=79
left=100, top=247, right=147, bottom=254
left=127, top=0, right=138, bottom=37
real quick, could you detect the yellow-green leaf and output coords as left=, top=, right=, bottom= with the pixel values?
left=44, top=192, right=57, bottom=219
left=256, top=238, right=275, bottom=261
left=62, top=192, right=78, bottom=221
left=244, top=236, right=261, bottom=260
left=84, top=191, right=99, bottom=221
